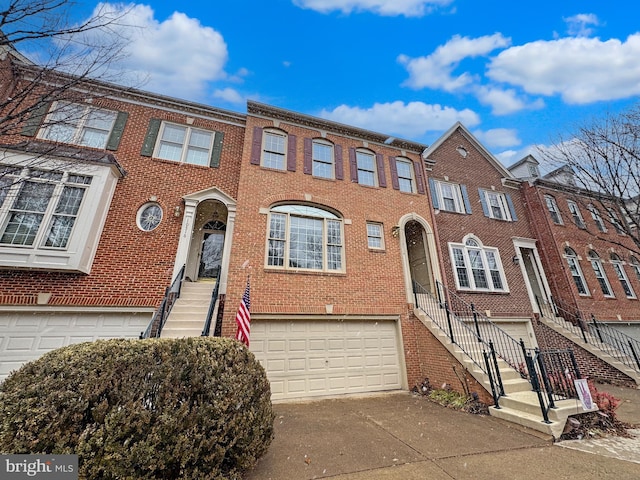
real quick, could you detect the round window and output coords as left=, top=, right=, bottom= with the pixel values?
left=138, top=203, right=163, bottom=231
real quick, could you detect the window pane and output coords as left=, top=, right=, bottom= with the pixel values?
left=189, top=130, right=213, bottom=149
left=263, top=133, right=286, bottom=170
left=161, top=124, right=186, bottom=143
left=185, top=147, right=210, bottom=166
left=158, top=143, right=183, bottom=161
left=55, top=186, right=84, bottom=215
left=1, top=212, right=43, bottom=245
left=452, top=248, right=470, bottom=288
left=289, top=216, right=323, bottom=269
left=468, top=250, right=488, bottom=288
left=44, top=215, right=75, bottom=248
left=367, top=223, right=382, bottom=248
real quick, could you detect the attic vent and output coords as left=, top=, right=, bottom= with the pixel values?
left=456, top=146, right=468, bottom=158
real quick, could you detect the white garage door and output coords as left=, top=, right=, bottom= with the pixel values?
left=250, top=319, right=403, bottom=401
left=0, top=311, right=150, bottom=381
left=493, top=320, right=536, bottom=349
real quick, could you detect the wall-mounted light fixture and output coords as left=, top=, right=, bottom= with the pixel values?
left=174, top=205, right=182, bottom=217
left=512, top=255, right=520, bottom=265
left=391, top=225, right=400, bottom=238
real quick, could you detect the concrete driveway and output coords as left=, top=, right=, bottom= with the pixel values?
left=246, top=391, right=640, bottom=480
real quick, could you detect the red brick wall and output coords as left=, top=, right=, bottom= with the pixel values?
left=531, top=318, right=636, bottom=387
left=426, top=129, right=538, bottom=318
left=0, top=87, right=246, bottom=307
left=522, top=182, right=640, bottom=322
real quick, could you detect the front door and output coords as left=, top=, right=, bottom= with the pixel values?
left=198, top=222, right=225, bottom=279
left=520, top=247, right=551, bottom=315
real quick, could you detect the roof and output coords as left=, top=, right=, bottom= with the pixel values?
left=247, top=101, right=427, bottom=153
left=507, top=154, right=539, bottom=170
left=422, top=122, right=515, bottom=179
left=0, top=141, right=127, bottom=177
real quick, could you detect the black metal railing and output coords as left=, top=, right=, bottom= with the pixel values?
left=524, top=348, right=582, bottom=423
left=537, top=296, right=640, bottom=374
left=201, top=267, right=221, bottom=337
left=140, top=264, right=186, bottom=339
left=413, top=280, right=526, bottom=407
left=434, top=280, right=529, bottom=377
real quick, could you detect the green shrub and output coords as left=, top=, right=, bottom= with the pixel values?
left=0, top=337, right=274, bottom=479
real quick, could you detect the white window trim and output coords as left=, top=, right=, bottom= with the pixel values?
left=610, top=256, right=636, bottom=299
left=152, top=121, right=214, bottom=166
left=356, top=149, right=377, bottom=187
left=483, top=190, right=512, bottom=221
left=448, top=235, right=509, bottom=293
left=567, top=200, right=585, bottom=228
left=312, top=139, right=335, bottom=179
left=366, top=222, right=384, bottom=250
left=265, top=204, right=345, bottom=273
left=396, top=158, right=415, bottom=193
left=261, top=129, right=287, bottom=171
left=434, top=180, right=465, bottom=213
left=545, top=195, right=563, bottom=225
left=564, top=249, right=590, bottom=296
left=589, top=252, right=615, bottom=298
left=38, top=101, right=117, bottom=149
left=588, top=204, right=607, bottom=232
left=0, top=151, right=120, bottom=273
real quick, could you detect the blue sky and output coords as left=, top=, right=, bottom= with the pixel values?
left=28, top=1, right=640, bottom=167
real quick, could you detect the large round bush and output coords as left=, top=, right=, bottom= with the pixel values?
left=0, top=337, right=274, bottom=479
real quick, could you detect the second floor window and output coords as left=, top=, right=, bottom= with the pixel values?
left=479, top=189, right=516, bottom=221
left=610, top=253, right=636, bottom=298
left=431, top=180, right=469, bottom=214
left=395, top=158, right=415, bottom=193
left=312, top=140, right=334, bottom=179
left=588, top=250, right=614, bottom=297
left=545, top=195, right=563, bottom=224
left=607, top=208, right=625, bottom=234
left=356, top=150, right=376, bottom=186
left=262, top=130, right=287, bottom=170
left=154, top=123, right=214, bottom=166
left=39, top=101, right=117, bottom=149
left=564, top=247, right=589, bottom=296
left=567, top=201, right=585, bottom=228
left=588, top=204, right=606, bottom=232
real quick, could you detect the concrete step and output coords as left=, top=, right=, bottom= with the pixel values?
left=161, top=327, right=203, bottom=338
left=489, top=405, right=564, bottom=438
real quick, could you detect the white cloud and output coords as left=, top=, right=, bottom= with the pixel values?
left=472, top=128, right=521, bottom=148
left=475, top=86, right=544, bottom=115
left=564, top=13, right=600, bottom=37
left=319, top=101, right=480, bottom=139
left=488, top=34, right=640, bottom=104
left=213, top=88, right=244, bottom=104
left=399, top=34, right=511, bottom=91
left=292, top=0, right=453, bottom=17
left=81, top=3, right=230, bottom=100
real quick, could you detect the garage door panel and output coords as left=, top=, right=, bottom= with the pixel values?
left=250, top=319, right=402, bottom=400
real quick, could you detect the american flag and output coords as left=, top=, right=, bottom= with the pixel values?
left=235, top=277, right=251, bottom=346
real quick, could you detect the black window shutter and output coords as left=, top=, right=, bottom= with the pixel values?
left=209, top=130, right=224, bottom=168
left=428, top=178, right=440, bottom=209
left=413, top=160, right=426, bottom=194
left=334, top=144, right=343, bottom=180
left=287, top=134, right=297, bottom=171
left=140, top=119, right=161, bottom=157
left=106, top=111, right=129, bottom=151
left=376, top=153, right=386, bottom=187
left=389, top=156, right=399, bottom=190
left=250, top=126, right=263, bottom=165
left=460, top=184, right=472, bottom=214
left=21, top=100, right=52, bottom=137
left=303, top=138, right=312, bottom=175
left=348, top=148, right=358, bottom=182
left=505, top=193, right=518, bottom=221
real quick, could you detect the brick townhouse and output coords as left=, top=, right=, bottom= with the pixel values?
left=0, top=51, right=246, bottom=378
left=510, top=156, right=640, bottom=385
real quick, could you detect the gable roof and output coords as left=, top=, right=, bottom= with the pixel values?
left=422, top=122, right=514, bottom=179
left=507, top=154, right=539, bottom=171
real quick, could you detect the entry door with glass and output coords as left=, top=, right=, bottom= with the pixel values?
left=198, top=221, right=225, bottom=279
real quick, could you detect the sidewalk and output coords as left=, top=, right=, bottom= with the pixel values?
left=246, top=391, right=640, bottom=480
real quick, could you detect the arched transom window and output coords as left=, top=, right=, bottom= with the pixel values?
left=267, top=204, right=344, bottom=272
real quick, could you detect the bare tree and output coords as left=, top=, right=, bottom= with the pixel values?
left=0, top=1, right=134, bottom=136
left=540, top=104, right=640, bottom=254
